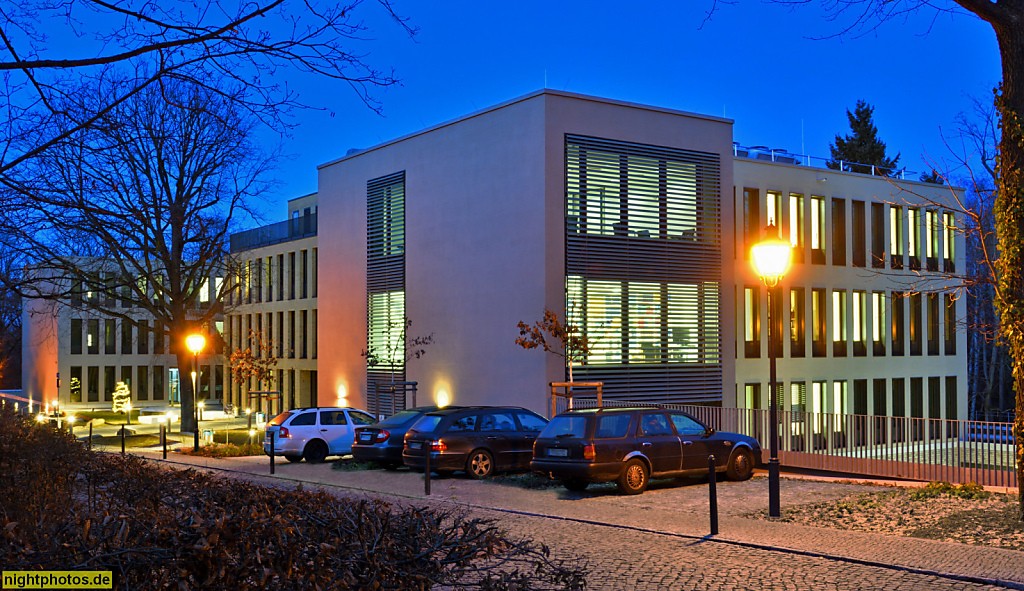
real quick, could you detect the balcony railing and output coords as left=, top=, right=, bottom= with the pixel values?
left=733, top=143, right=918, bottom=180
left=230, top=213, right=317, bottom=253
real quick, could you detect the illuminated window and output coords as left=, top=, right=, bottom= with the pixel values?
left=811, top=288, right=826, bottom=357
left=812, top=381, right=827, bottom=434
left=367, top=171, right=406, bottom=380
left=833, top=381, right=848, bottom=429
left=199, top=278, right=210, bottom=304
left=766, top=191, right=782, bottom=228
left=892, top=292, right=905, bottom=356
left=744, top=286, right=760, bottom=358
left=908, top=207, right=921, bottom=269
left=890, top=205, right=904, bottom=268
left=872, top=292, right=886, bottom=356
left=790, top=287, right=805, bottom=358
left=909, top=293, right=922, bottom=355
left=87, top=320, right=99, bottom=354
left=811, top=196, right=825, bottom=264
left=926, top=210, right=939, bottom=271
left=832, top=289, right=847, bottom=356
left=943, top=211, right=956, bottom=272
left=853, top=290, right=867, bottom=357
left=789, top=193, right=804, bottom=263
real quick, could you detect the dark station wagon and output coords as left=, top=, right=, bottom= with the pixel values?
left=530, top=406, right=762, bottom=495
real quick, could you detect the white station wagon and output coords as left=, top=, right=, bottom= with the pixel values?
left=264, top=407, right=376, bottom=463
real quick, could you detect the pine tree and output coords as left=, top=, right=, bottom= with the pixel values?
left=828, top=100, right=901, bottom=175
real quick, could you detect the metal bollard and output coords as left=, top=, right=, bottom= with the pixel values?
left=121, top=426, right=126, bottom=455
left=424, top=443, right=431, bottom=496
left=269, top=430, right=275, bottom=475
left=708, top=455, right=718, bottom=536
left=89, top=422, right=93, bottom=451
left=161, top=424, right=167, bottom=460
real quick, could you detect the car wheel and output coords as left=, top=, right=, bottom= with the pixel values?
left=617, top=459, right=649, bottom=495
left=562, top=479, right=590, bottom=492
left=284, top=454, right=303, bottom=463
left=726, top=448, right=755, bottom=481
left=303, top=440, right=329, bottom=464
left=466, top=449, right=494, bottom=479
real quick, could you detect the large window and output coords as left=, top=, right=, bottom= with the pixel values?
left=744, top=286, right=760, bottom=358
left=811, top=196, right=825, bottom=264
left=908, top=207, right=921, bottom=270
left=87, top=319, right=99, bottom=354
left=943, top=211, right=956, bottom=272
left=812, top=288, right=826, bottom=357
left=832, top=198, right=846, bottom=266
left=71, top=319, right=82, bottom=355
left=871, top=202, right=885, bottom=268
left=852, top=200, right=865, bottom=267
left=789, top=193, right=804, bottom=264
left=927, top=294, right=940, bottom=356
left=892, top=292, right=905, bottom=356
left=890, top=205, right=904, bottom=268
left=790, top=287, right=805, bottom=358
left=945, top=294, right=957, bottom=355
left=367, top=171, right=407, bottom=381
left=872, top=292, right=886, bottom=356
left=832, top=289, right=847, bottom=357
left=70, top=367, right=82, bottom=403
left=926, top=210, right=940, bottom=271
left=910, top=293, right=922, bottom=356
left=853, top=290, right=867, bottom=357
left=138, top=366, right=150, bottom=401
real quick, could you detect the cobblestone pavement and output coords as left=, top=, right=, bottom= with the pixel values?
left=111, top=447, right=1023, bottom=590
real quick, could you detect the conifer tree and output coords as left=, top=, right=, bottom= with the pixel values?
left=828, top=100, right=901, bottom=175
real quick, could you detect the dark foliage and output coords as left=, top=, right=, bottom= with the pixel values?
left=827, top=99, right=900, bottom=175
left=0, top=407, right=587, bottom=590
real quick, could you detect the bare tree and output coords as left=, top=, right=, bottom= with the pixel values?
left=0, top=0, right=413, bottom=178
left=2, top=77, right=267, bottom=435
left=0, top=250, right=22, bottom=389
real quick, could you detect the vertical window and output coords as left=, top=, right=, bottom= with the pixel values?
left=136, top=366, right=148, bottom=401
left=153, top=366, right=164, bottom=401
left=289, top=252, right=296, bottom=300
left=300, top=310, right=308, bottom=359
left=832, top=198, right=846, bottom=265
left=70, top=366, right=82, bottom=403
left=301, top=249, right=308, bottom=299
left=312, top=247, right=318, bottom=298
left=154, top=324, right=164, bottom=354
left=910, top=377, right=924, bottom=440
left=927, top=294, right=940, bottom=355
left=137, top=320, right=149, bottom=355
left=872, top=379, right=887, bottom=416
left=811, top=288, right=826, bottom=357
left=910, top=293, right=922, bottom=356
left=853, top=290, right=867, bottom=357
left=789, top=193, right=804, bottom=263
left=121, top=320, right=132, bottom=355
left=71, top=319, right=83, bottom=355
left=104, top=366, right=115, bottom=401
left=766, top=191, right=782, bottom=228
left=288, top=310, right=296, bottom=358
left=852, top=200, right=865, bottom=267
left=245, top=260, right=252, bottom=304
left=266, top=257, right=274, bottom=301
left=87, top=366, right=99, bottom=402
left=277, top=311, right=285, bottom=358
left=253, top=260, right=262, bottom=303
left=744, top=383, right=761, bottom=409
left=945, top=294, right=957, bottom=355
left=629, top=283, right=662, bottom=362
left=926, top=210, right=939, bottom=271
left=892, top=292, right=905, bottom=356
left=277, top=254, right=285, bottom=301
left=215, top=365, right=223, bottom=401
left=104, top=319, right=116, bottom=355
left=743, top=188, right=760, bottom=259
left=811, top=196, right=825, bottom=264
left=312, top=309, right=318, bottom=359
left=872, top=292, right=886, bottom=356
left=87, top=320, right=99, bottom=354
left=890, top=205, right=904, bottom=269
left=832, top=289, right=847, bottom=356
left=833, top=382, right=848, bottom=435
left=943, top=211, right=956, bottom=272
left=812, top=381, right=827, bottom=434
left=871, top=202, right=885, bottom=268
left=790, top=287, right=805, bottom=358
left=945, top=376, right=958, bottom=420
left=790, top=382, right=807, bottom=438
left=908, top=207, right=921, bottom=270
left=744, top=286, right=760, bottom=358
left=199, top=278, right=210, bottom=306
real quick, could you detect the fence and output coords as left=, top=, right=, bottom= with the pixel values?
left=559, top=397, right=1018, bottom=488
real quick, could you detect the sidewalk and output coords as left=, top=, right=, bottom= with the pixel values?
left=116, top=448, right=1024, bottom=589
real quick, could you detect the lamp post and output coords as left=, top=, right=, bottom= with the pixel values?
left=186, top=333, right=206, bottom=452
left=751, top=222, right=792, bottom=519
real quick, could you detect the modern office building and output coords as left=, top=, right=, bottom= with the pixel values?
left=315, top=89, right=964, bottom=420
left=224, top=193, right=319, bottom=415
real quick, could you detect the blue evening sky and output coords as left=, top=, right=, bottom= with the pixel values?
left=266, top=1, right=999, bottom=211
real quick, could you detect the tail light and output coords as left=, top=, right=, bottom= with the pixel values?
left=375, top=430, right=390, bottom=443
left=583, top=444, right=595, bottom=460
left=278, top=427, right=290, bottom=439
left=430, top=439, right=447, bottom=452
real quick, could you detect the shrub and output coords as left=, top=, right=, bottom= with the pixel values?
left=910, top=481, right=990, bottom=501
left=0, top=407, right=587, bottom=590
left=177, top=442, right=264, bottom=458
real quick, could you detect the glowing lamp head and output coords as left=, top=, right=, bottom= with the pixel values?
left=186, top=333, right=206, bottom=355
left=752, top=224, right=792, bottom=287
left=198, top=401, right=205, bottom=409
left=435, top=390, right=451, bottom=408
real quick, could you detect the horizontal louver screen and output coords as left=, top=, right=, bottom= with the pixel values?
left=565, top=134, right=723, bottom=405
left=367, top=171, right=406, bottom=384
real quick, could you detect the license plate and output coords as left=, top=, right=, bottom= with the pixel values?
left=409, top=441, right=422, bottom=450
left=359, top=434, right=373, bottom=442
left=548, top=448, right=568, bottom=457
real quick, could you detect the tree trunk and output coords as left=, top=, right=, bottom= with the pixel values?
left=993, top=21, right=1024, bottom=520
left=172, top=334, right=198, bottom=436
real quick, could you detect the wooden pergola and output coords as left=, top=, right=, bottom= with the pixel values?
left=548, top=381, right=603, bottom=418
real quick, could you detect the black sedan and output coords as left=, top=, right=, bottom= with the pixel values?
left=351, top=406, right=457, bottom=468
left=403, top=406, right=548, bottom=478
left=530, top=406, right=761, bottom=495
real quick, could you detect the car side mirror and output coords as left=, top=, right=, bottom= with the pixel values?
left=704, top=428, right=715, bottom=437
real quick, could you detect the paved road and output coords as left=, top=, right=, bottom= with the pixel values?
left=103, top=444, right=1023, bottom=591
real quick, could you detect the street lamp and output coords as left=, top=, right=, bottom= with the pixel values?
left=751, top=222, right=791, bottom=519
left=186, top=333, right=206, bottom=452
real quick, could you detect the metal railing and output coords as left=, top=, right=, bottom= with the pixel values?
left=557, top=397, right=1017, bottom=488
left=230, top=214, right=318, bottom=253
left=732, top=143, right=918, bottom=180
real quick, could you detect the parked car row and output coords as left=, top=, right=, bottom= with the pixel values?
left=264, top=403, right=761, bottom=495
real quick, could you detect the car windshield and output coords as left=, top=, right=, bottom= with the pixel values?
left=267, top=412, right=293, bottom=427
left=410, top=415, right=443, bottom=434
left=377, top=409, right=422, bottom=426
left=540, top=416, right=588, bottom=439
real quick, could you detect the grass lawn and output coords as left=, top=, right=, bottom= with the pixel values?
left=74, top=410, right=141, bottom=423
left=92, top=434, right=162, bottom=448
